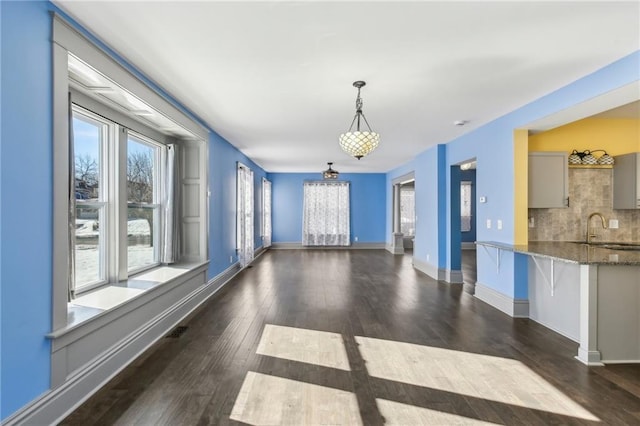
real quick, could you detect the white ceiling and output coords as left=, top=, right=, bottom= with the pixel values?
left=590, top=100, right=640, bottom=119
left=54, top=1, right=640, bottom=172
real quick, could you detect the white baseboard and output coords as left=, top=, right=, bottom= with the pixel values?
left=3, top=264, right=240, bottom=426
left=474, top=282, right=529, bottom=318
left=528, top=316, right=579, bottom=343
left=385, top=244, right=404, bottom=255
left=271, top=242, right=385, bottom=250
left=413, top=258, right=445, bottom=281
left=576, top=349, right=604, bottom=366
left=413, top=258, right=464, bottom=284
left=446, top=269, right=464, bottom=284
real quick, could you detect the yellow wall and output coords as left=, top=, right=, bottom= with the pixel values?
left=529, top=118, right=639, bottom=155
left=513, top=130, right=529, bottom=245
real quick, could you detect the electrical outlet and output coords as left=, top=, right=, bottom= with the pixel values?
left=229, top=256, right=233, bottom=264
left=528, top=217, right=535, bottom=228
left=479, top=196, right=487, bottom=203
left=355, top=236, right=358, bottom=242
left=486, top=219, right=492, bottom=229
left=609, top=219, right=619, bottom=229
left=426, top=254, right=430, bottom=261
left=497, top=219, right=503, bottom=230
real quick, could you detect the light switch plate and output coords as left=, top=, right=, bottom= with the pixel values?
left=479, top=196, right=487, bottom=203
left=486, top=219, right=492, bottom=229
left=528, top=217, right=535, bottom=228
left=609, top=219, right=619, bottom=229
left=497, top=219, right=503, bottom=230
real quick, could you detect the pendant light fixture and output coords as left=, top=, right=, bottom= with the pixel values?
left=339, top=81, right=380, bottom=160
left=322, top=162, right=339, bottom=180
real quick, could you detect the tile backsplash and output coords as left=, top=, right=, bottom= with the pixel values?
left=528, top=168, right=640, bottom=242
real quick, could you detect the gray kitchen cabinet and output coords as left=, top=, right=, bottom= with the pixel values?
left=528, top=152, right=569, bottom=208
left=613, top=152, right=640, bottom=209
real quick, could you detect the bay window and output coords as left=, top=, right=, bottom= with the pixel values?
left=71, top=106, right=166, bottom=295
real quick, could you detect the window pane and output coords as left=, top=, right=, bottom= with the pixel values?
left=73, top=115, right=102, bottom=200
left=127, top=206, right=157, bottom=272
left=400, top=187, right=415, bottom=237
left=127, top=137, right=155, bottom=204
left=75, top=205, right=104, bottom=287
left=461, top=181, right=472, bottom=232
left=73, top=111, right=106, bottom=289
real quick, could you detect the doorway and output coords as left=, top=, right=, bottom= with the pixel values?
left=453, top=159, right=477, bottom=292
left=390, top=172, right=415, bottom=256
left=400, top=181, right=415, bottom=253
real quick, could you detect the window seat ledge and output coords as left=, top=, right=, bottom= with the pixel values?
left=47, top=261, right=209, bottom=341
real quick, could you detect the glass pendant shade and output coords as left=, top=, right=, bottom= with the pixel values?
left=339, top=81, right=380, bottom=160
left=339, top=131, right=380, bottom=160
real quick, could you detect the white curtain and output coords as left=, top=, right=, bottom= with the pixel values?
left=303, top=181, right=350, bottom=246
left=237, top=163, right=254, bottom=267
left=262, top=178, right=272, bottom=248
left=162, top=144, right=179, bottom=263
left=400, top=186, right=415, bottom=237
left=461, top=181, right=472, bottom=232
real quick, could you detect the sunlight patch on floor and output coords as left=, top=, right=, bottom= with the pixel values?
left=257, top=324, right=351, bottom=370
left=230, top=371, right=362, bottom=426
left=376, top=398, right=500, bottom=425
left=356, top=336, right=599, bottom=422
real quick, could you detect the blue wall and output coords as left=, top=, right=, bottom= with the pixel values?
left=448, top=51, right=639, bottom=298
left=209, top=131, right=266, bottom=278
left=0, top=2, right=267, bottom=420
left=270, top=173, right=386, bottom=244
left=1, top=0, right=638, bottom=421
left=1, top=1, right=54, bottom=419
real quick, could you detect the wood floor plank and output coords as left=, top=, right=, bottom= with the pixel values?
left=61, top=249, right=640, bottom=425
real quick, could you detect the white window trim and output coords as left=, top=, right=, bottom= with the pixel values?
left=125, top=132, right=165, bottom=276
left=72, top=106, right=112, bottom=293
left=53, top=13, right=209, bottom=330
left=71, top=104, right=168, bottom=295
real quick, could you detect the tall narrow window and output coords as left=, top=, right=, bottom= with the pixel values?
left=303, top=181, right=350, bottom=246
left=461, top=181, right=472, bottom=232
left=237, top=163, right=254, bottom=267
left=127, top=134, right=161, bottom=273
left=262, top=178, right=272, bottom=248
left=400, top=186, right=415, bottom=237
left=73, top=110, right=108, bottom=291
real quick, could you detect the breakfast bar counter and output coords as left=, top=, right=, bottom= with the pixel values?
left=476, top=240, right=640, bottom=265
left=477, top=241, right=640, bottom=365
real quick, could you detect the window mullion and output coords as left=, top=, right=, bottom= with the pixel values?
left=116, top=126, right=129, bottom=281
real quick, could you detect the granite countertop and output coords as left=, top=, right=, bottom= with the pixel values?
left=476, top=241, right=640, bottom=265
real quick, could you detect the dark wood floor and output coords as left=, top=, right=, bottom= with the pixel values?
left=62, top=249, right=640, bottom=425
left=461, top=248, right=477, bottom=294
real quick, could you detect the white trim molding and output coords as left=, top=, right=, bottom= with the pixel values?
left=3, top=263, right=240, bottom=426
left=385, top=243, right=404, bottom=255
left=272, top=242, right=386, bottom=250
left=446, top=269, right=464, bottom=284
left=475, top=282, right=530, bottom=318
left=413, top=258, right=446, bottom=281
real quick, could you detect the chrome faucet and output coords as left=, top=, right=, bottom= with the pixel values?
left=586, top=212, right=607, bottom=244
